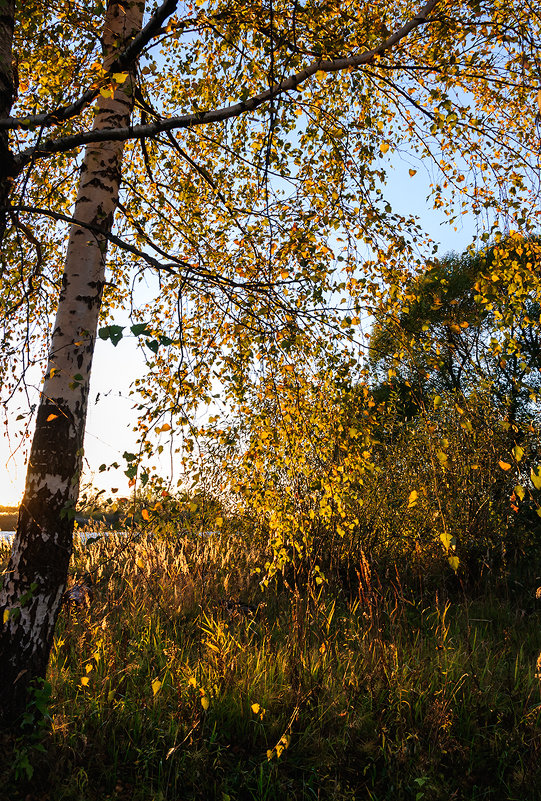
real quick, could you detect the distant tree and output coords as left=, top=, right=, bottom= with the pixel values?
left=369, top=238, right=541, bottom=426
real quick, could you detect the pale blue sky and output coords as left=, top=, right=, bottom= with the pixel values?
left=0, top=154, right=478, bottom=507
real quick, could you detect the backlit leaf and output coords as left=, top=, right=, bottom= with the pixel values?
left=512, top=445, right=524, bottom=462
left=448, top=556, right=459, bottom=571
left=407, top=490, right=418, bottom=509
left=531, top=467, right=541, bottom=490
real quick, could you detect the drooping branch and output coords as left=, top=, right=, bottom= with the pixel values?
left=12, top=0, right=439, bottom=171
left=5, top=204, right=307, bottom=296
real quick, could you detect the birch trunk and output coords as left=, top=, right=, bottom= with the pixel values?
left=0, top=0, right=145, bottom=728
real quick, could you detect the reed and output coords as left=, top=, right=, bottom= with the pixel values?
left=1, top=527, right=540, bottom=800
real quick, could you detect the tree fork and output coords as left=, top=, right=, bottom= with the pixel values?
left=0, top=0, right=145, bottom=729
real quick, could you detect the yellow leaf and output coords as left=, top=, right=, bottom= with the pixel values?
left=436, top=450, right=448, bottom=468
left=3, top=609, right=10, bottom=624
left=380, top=142, right=390, bottom=154
left=251, top=703, right=260, bottom=714
left=113, top=72, right=129, bottom=83
left=136, top=558, right=144, bottom=569
left=537, top=507, right=541, bottom=518
left=440, top=531, right=452, bottom=550
left=448, top=556, right=459, bottom=572
left=537, top=89, right=541, bottom=115
left=86, top=663, right=93, bottom=673
left=108, top=689, right=116, bottom=702
left=141, top=509, right=150, bottom=521
left=201, top=695, right=210, bottom=710
left=515, top=485, right=525, bottom=501
left=531, top=467, right=541, bottom=490
left=156, top=423, right=171, bottom=433
left=280, top=270, right=289, bottom=280
left=409, top=169, right=417, bottom=177
left=512, top=445, right=524, bottom=462
left=188, top=677, right=197, bottom=688
left=100, top=87, right=113, bottom=99
left=189, top=502, right=198, bottom=513
left=152, top=678, right=162, bottom=696
left=498, top=460, right=512, bottom=471
left=407, top=490, right=418, bottom=509
left=46, top=413, right=58, bottom=421
left=81, top=676, right=89, bottom=686
left=266, top=750, right=274, bottom=760
left=433, top=395, right=442, bottom=409
left=215, top=517, right=223, bottom=527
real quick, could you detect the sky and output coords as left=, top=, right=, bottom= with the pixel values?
left=0, top=155, right=479, bottom=508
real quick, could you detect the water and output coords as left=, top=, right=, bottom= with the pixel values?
left=0, top=531, right=106, bottom=546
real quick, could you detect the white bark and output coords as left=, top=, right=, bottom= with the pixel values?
left=0, top=0, right=145, bottom=728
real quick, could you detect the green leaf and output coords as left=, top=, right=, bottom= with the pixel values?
left=130, top=323, right=150, bottom=336
left=98, top=325, right=125, bottom=346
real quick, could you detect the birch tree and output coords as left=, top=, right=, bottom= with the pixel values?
left=0, top=0, right=146, bottom=727
left=0, top=0, right=540, bottom=727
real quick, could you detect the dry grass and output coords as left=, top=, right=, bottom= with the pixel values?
left=1, top=526, right=541, bottom=800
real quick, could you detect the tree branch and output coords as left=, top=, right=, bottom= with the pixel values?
left=0, top=0, right=179, bottom=132
left=4, top=204, right=300, bottom=295
left=12, top=0, right=439, bottom=171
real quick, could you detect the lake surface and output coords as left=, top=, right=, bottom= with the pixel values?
left=0, top=531, right=108, bottom=545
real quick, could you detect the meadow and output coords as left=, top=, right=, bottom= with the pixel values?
left=1, top=523, right=540, bottom=801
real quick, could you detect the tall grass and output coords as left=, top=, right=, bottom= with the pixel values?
left=1, top=528, right=541, bottom=800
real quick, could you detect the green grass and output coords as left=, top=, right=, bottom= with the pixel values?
left=1, top=529, right=541, bottom=800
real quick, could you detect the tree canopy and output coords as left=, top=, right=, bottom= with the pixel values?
left=3, top=0, right=540, bottom=423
